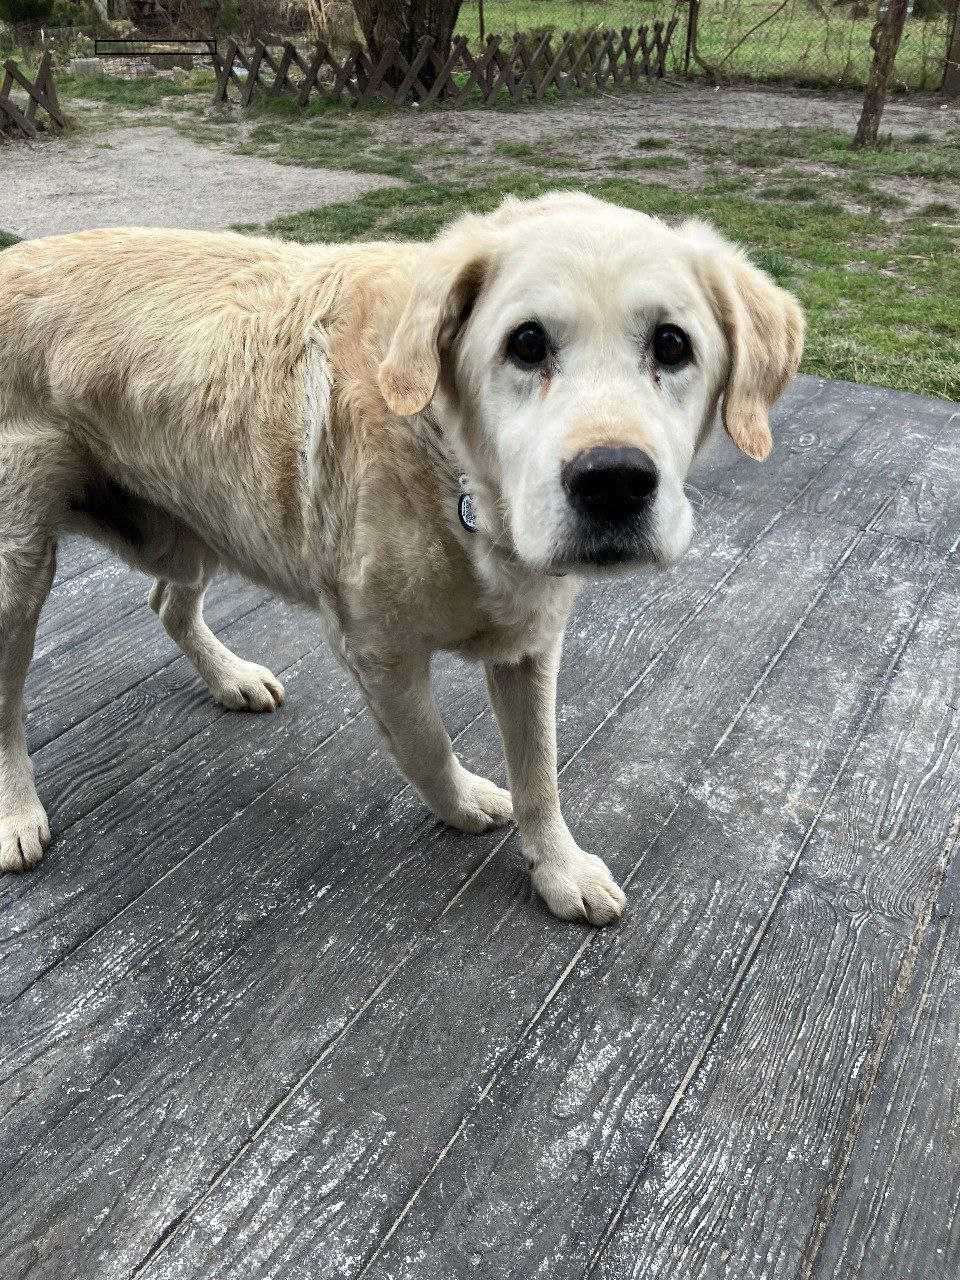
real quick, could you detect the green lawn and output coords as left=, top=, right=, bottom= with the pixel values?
left=53, top=68, right=216, bottom=109
left=456, top=0, right=951, bottom=90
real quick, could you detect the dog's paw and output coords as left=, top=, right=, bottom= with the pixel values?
left=0, top=804, right=51, bottom=872
left=532, top=851, right=626, bottom=926
left=210, top=661, right=285, bottom=713
left=429, top=764, right=513, bottom=834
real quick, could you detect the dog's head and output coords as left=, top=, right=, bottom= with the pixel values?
left=378, top=191, right=804, bottom=575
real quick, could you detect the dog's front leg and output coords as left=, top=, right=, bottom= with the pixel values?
left=349, top=649, right=513, bottom=833
left=485, top=640, right=626, bottom=926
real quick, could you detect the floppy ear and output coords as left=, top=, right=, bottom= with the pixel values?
left=686, top=221, right=805, bottom=461
left=377, top=237, right=490, bottom=418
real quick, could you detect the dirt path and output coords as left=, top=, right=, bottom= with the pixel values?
left=396, top=80, right=960, bottom=152
left=372, top=82, right=960, bottom=216
left=2, top=81, right=957, bottom=240
left=0, top=123, right=401, bottom=240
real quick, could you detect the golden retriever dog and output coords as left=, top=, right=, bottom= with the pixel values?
left=0, top=192, right=803, bottom=924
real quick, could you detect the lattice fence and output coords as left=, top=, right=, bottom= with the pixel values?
left=212, top=24, right=678, bottom=109
left=0, top=52, right=65, bottom=141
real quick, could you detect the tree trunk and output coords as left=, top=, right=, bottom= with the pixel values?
left=944, top=2, right=960, bottom=96
left=351, top=0, right=464, bottom=92
left=413, top=0, right=464, bottom=55
left=853, top=0, right=909, bottom=146
left=352, top=0, right=405, bottom=53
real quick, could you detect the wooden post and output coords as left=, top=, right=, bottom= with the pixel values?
left=944, top=4, right=960, bottom=96
left=853, top=0, right=909, bottom=147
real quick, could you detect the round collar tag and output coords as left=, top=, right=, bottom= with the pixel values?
left=458, top=491, right=478, bottom=533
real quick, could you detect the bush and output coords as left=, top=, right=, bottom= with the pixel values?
left=48, top=0, right=87, bottom=24
left=912, top=0, right=945, bottom=16
left=0, top=0, right=55, bottom=21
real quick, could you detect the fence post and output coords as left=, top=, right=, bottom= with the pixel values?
left=944, top=5, right=960, bottom=95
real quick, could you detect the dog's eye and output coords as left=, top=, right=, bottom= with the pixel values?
left=506, top=321, right=549, bottom=368
left=652, top=324, right=691, bottom=367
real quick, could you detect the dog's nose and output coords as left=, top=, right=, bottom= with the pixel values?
left=561, top=446, right=658, bottom=522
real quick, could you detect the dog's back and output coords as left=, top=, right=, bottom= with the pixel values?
left=1, top=227, right=305, bottom=439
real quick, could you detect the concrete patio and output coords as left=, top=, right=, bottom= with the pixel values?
left=0, top=374, right=958, bottom=1280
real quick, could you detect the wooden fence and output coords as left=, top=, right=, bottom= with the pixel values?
left=0, top=52, right=65, bottom=141
left=213, top=24, right=679, bottom=110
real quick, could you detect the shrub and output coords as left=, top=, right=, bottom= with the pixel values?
left=0, top=0, right=55, bottom=22
left=48, top=0, right=87, bottom=24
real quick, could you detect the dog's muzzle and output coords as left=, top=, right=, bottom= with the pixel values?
left=558, top=445, right=659, bottom=568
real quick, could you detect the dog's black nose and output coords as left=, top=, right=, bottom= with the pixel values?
left=561, top=446, right=658, bottom=522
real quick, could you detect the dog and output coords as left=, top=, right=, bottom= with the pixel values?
left=0, top=191, right=804, bottom=924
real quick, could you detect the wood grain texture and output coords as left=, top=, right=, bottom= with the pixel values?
left=1, top=379, right=958, bottom=1280
left=586, top=555, right=960, bottom=1280
left=806, top=798, right=960, bottom=1279
left=48, top=537, right=110, bottom=592
left=690, top=376, right=890, bottom=512
left=26, top=565, right=270, bottom=752
left=0, top=494, right=840, bottom=1278
left=271, top=533, right=941, bottom=1280
left=1, top=593, right=312, bottom=993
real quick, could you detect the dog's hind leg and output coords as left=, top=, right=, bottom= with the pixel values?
left=0, top=422, right=64, bottom=871
left=149, top=573, right=285, bottom=713
left=70, top=479, right=285, bottom=714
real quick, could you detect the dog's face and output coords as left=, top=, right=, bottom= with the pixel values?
left=378, top=192, right=804, bottom=575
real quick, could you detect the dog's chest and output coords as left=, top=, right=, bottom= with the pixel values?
left=449, top=575, right=580, bottom=664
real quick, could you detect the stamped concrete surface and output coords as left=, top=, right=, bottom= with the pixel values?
left=1, top=124, right=402, bottom=240
left=1, top=377, right=959, bottom=1280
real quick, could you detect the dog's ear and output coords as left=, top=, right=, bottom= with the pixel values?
left=377, top=233, right=491, bottom=418
left=685, top=221, right=805, bottom=461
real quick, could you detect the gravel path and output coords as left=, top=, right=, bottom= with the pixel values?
left=564, top=82, right=960, bottom=135
left=3, top=81, right=956, bottom=241
left=396, top=81, right=960, bottom=151
left=1, top=124, right=401, bottom=240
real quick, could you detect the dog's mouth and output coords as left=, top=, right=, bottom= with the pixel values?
left=548, top=524, right=666, bottom=575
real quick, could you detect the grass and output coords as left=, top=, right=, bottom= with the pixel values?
left=230, top=103, right=423, bottom=181
left=54, top=68, right=215, bottom=109
left=797, top=130, right=960, bottom=182
left=689, top=126, right=960, bottom=184
left=0, top=231, right=19, bottom=250
left=494, top=139, right=576, bottom=167
left=235, top=171, right=960, bottom=401
left=758, top=181, right=826, bottom=203
left=606, top=152, right=688, bottom=172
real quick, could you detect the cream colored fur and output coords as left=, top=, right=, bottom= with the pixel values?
left=0, top=194, right=803, bottom=924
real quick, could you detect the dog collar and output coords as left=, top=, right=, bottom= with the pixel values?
left=456, top=472, right=566, bottom=578
left=457, top=474, right=478, bottom=533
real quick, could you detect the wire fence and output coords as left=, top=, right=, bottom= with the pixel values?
left=0, top=0, right=954, bottom=91
left=456, top=0, right=954, bottom=89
